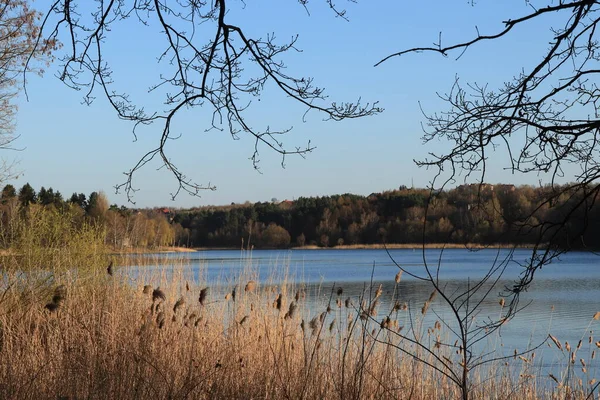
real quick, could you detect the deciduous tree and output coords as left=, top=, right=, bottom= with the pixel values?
left=261, top=223, right=291, bottom=248
left=378, top=0, right=600, bottom=308
left=0, top=1, right=55, bottom=180
left=37, top=0, right=381, bottom=201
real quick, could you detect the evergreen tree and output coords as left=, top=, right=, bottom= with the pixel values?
left=1, top=184, right=16, bottom=204
left=18, top=183, right=36, bottom=206
left=86, top=192, right=98, bottom=215
left=69, top=193, right=87, bottom=209
left=38, top=187, right=50, bottom=205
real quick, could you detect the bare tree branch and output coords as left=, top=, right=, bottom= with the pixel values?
left=34, top=0, right=381, bottom=202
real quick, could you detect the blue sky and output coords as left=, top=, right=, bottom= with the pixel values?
left=12, top=1, right=567, bottom=207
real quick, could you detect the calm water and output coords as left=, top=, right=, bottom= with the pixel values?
left=125, top=248, right=600, bottom=379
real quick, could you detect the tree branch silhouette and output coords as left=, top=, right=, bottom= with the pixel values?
left=35, top=0, right=381, bottom=202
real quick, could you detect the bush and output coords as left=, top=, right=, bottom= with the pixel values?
left=261, top=223, right=291, bottom=248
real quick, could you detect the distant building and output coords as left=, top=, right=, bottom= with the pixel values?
left=279, top=200, right=294, bottom=209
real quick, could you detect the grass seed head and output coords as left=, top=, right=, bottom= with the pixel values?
left=369, top=299, right=379, bottom=317
left=428, top=290, right=437, bottom=302
left=375, top=284, right=383, bottom=299
left=52, top=294, right=65, bottom=305
left=395, top=271, right=402, bottom=283
left=274, top=294, right=282, bottom=310
left=421, top=301, right=430, bottom=315
left=284, top=302, right=297, bottom=320
left=319, top=311, right=326, bottom=323
left=199, top=287, right=208, bottom=306
left=549, top=334, right=563, bottom=350
left=244, top=280, right=257, bottom=292
left=152, top=288, right=166, bottom=303
left=173, top=296, right=185, bottom=313
left=381, top=316, right=391, bottom=329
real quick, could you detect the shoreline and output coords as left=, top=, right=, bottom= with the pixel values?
left=110, top=246, right=198, bottom=254
left=113, top=243, right=542, bottom=253
left=291, top=243, right=540, bottom=250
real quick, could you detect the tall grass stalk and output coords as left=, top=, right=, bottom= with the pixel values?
left=0, top=261, right=593, bottom=399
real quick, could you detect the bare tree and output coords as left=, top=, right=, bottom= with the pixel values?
left=377, top=1, right=600, bottom=313
left=0, top=1, right=55, bottom=180
left=380, top=246, right=547, bottom=400
left=34, top=0, right=381, bottom=202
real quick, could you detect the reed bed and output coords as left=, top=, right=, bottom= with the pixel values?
left=0, top=253, right=595, bottom=400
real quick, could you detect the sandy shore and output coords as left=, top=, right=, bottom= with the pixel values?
left=111, top=246, right=198, bottom=254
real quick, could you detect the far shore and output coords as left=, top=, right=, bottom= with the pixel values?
left=0, top=243, right=551, bottom=257
left=114, top=243, right=542, bottom=254
left=291, top=243, right=540, bottom=250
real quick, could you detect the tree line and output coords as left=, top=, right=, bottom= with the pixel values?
left=1, top=182, right=597, bottom=250
left=174, top=183, right=600, bottom=249
left=0, top=183, right=177, bottom=250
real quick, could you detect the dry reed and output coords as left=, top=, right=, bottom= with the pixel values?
left=0, top=257, right=594, bottom=399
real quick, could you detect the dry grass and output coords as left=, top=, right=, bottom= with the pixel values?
left=0, top=262, right=593, bottom=400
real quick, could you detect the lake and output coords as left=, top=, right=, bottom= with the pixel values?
left=124, top=248, right=600, bottom=381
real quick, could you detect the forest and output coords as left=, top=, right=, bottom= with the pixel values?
left=1, top=182, right=597, bottom=250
